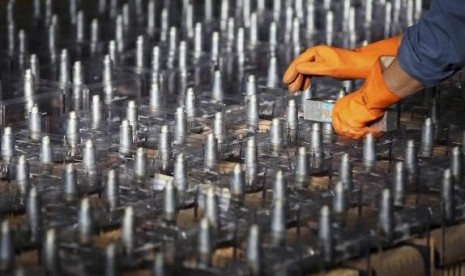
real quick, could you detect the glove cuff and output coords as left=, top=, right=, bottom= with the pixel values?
left=362, top=59, right=401, bottom=111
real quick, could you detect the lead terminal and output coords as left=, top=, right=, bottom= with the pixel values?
left=270, top=118, right=282, bottom=153
left=7, top=21, right=15, bottom=55
left=122, top=4, right=130, bottom=28
left=273, top=170, right=287, bottom=202
left=152, top=252, right=165, bottom=276
left=273, top=0, right=281, bottom=21
left=226, top=17, right=235, bottom=52
left=249, top=13, right=258, bottom=48
left=268, top=21, right=278, bottom=52
left=301, top=84, right=314, bottom=114
left=108, top=40, right=118, bottom=65
left=197, top=217, right=214, bottom=266
left=160, top=8, right=168, bottom=42
left=325, top=10, right=334, bottom=46
left=406, top=0, right=414, bottom=26
left=174, top=153, right=188, bottom=193
left=59, top=49, right=70, bottom=86
left=83, top=139, right=97, bottom=174
left=271, top=199, right=286, bottom=247
left=78, top=197, right=93, bottom=245
left=28, top=104, right=42, bottom=141
left=365, top=0, right=373, bottom=26
left=246, top=224, right=262, bottom=275
left=339, top=153, right=352, bottom=191
left=194, top=23, right=203, bottom=60
left=185, top=3, right=194, bottom=38
left=420, top=118, right=434, bottom=157
left=115, top=15, right=125, bottom=52
left=246, top=75, right=257, bottom=97
left=205, top=187, right=219, bottom=230
left=393, top=161, right=406, bottom=206
left=236, top=27, right=245, bottom=55
left=126, top=101, right=138, bottom=140
left=16, top=155, right=30, bottom=196
left=230, top=164, right=245, bottom=203
left=105, top=169, right=120, bottom=210
left=295, top=147, right=309, bottom=182
left=178, top=41, right=187, bottom=69
left=90, top=18, right=100, bottom=53
left=122, top=206, right=135, bottom=255
left=48, top=24, right=57, bottom=62
left=149, top=72, right=165, bottom=112
left=66, top=111, right=80, bottom=155
left=40, top=135, right=53, bottom=164
left=247, top=94, right=259, bottom=131
left=69, top=0, right=77, bottom=24
left=310, top=122, right=322, bottom=158
left=72, top=61, right=84, bottom=100
left=342, top=0, right=351, bottom=30
left=404, top=139, right=418, bottom=185
left=243, top=0, right=251, bottom=27
left=168, top=26, right=178, bottom=59
left=378, top=188, right=394, bottom=241
left=244, top=136, right=258, bottom=183
left=333, top=181, right=348, bottom=220
left=135, top=35, right=145, bottom=69
left=287, top=99, right=298, bottom=143
left=158, top=125, right=172, bottom=171
left=384, top=2, right=392, bottom=38
left=42, top=228, right=59, bottom=273
left=212, top=70, right=224, bottom=103
left=119, top=119, right=133, bottom=157
left=292, top=18, right=301, bottom=56
left=151, top=46, right=160, bottom=72
left=91, top=95, right=103, bottom=128
left=348, top=7, right=356, bottom=48
left=450, top=146, right=462, bottom=186
left=184, top=87, right=197, bottom=119
left=30, top=54, right=40, bottom=80
left=441, top=169, right=455, bottom=223
left=211, top=32, right=220, bottom=63
left=163, top=181, right=178, bottom=223
left=220, top=0, right=229, bottom=31
left=26, top=187, right=42, bottom=243
left=363, top=133, right=376, bottom=167
left=105, top=243, right=118, bottom=276
left=19, top=29, right=28, bottom=56
left=337, top=87, right=347, bottom=99
left=305, top=0, right=315, bottom=35
left=76, top=10, right=85, bottom=42
left=213, top=111, right=226, bottom=145
left=103, top=54, right=114, bottom=103
left=33, top=0, right=41, bottom=18
left=134, top=148, right=147, bottom=180
left=63, top=163, right=78, bottom=201
left=0, top=220, right=13, bottom=272
left=1, top=127, right=15, bottom=162
left=175, top=107, right=187, bottom=145
left=267, top=54, right=278, bottom=89
left=318, top=205, right=333, bottom=262
left=204, top=133, right=219, bottom=172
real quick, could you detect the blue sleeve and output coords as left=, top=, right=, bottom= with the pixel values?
left=397, top=0, right=465, bottom=87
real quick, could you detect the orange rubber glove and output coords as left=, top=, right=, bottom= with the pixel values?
left=283, top=36, right=400, bottom=92
left=332, top=59, right=401, bottom=139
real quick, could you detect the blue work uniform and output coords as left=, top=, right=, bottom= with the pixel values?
left=398, top=0, right=465, bottom=87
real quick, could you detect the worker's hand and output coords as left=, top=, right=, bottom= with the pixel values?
left=332, top=59, right=401, bottom=139
left=283, top=36, right=400, bottom=92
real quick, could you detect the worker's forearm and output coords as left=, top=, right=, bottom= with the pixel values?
left=382, top=58, right=424, bottom=98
